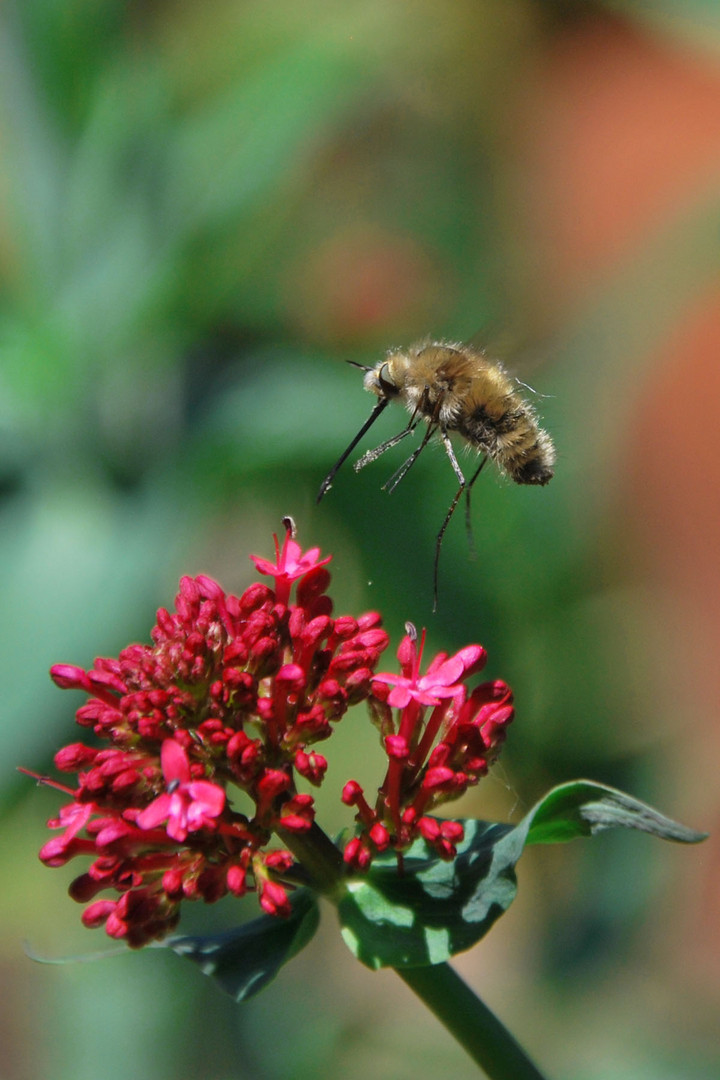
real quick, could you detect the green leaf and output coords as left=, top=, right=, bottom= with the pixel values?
left=337, top=820, right=519, bottom=970
left=522, top=779, right=708, bottom=846
left=164, top=889, right=319, bottom=1002
left=337, top=782, right=706, bottom=970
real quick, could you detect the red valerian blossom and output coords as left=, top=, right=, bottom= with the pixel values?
left=26, top=522, right=388, bottom=946
left=342, top=624, right=514, bottom=870
left=25, top=522, right=513, bottom=946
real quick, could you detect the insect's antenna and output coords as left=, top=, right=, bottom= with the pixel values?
left=346, top=360, right=373, bottom=372
left=383, top=423, right=436, bottom=494
left=316, top=398, right=389, bottom=503
left=354, top=420, right=418, bottom=472
left=464, top=457, right=488, bottom=559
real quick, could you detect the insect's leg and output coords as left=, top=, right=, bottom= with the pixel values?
left=382, top=422, right=436, bottom=493
left=464, top=456, right=488, bottom=559
left=354, top=419, right=419, bottom=471
left=440, top=429, right=465, bottom=487
left=432, top=431, right=468, bottom=611
left=317, top=398, right=389, bottom=502
left=384, top=382, right=455, bottom=494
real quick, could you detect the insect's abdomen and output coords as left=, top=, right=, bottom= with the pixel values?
left=460, top=387, right=555, bottom=486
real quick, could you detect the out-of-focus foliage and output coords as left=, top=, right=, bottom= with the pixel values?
left=2, top=1, right=719, bottom=1078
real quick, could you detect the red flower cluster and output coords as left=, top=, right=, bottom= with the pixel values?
left=26, top=524, right=514, bottom=947
left=30, top=523, right=387, bottom=946
left=342, top=625, right=514, bottom=870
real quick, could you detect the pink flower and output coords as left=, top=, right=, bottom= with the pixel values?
left=373, top=629, right=486, bottom=708
left=136, top=740, right=225, bottom=842
left=250, top=518, right=332, bottom=606
left=343, top=625, right=509, bottom=869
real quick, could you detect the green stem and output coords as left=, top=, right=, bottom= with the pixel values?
left=280, top=823, right=548, bottom=1078
left=276, top=821, right=346, bottom=898
left=397, top=963, right=549, bottom=1080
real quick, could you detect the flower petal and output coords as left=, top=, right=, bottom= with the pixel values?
left=187, top=780, right=226, bottom=817
left=136, top=793, right=173, bottom=831
left=160, top=739, right=190, bottom=785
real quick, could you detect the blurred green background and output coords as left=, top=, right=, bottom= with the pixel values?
left=3, top=1, right=720, bottom=1077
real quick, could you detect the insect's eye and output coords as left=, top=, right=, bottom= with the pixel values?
left=377, top=363, right=398, bottom=396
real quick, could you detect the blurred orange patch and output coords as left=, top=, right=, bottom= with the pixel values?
left=516, top=13, right=720, bottom=301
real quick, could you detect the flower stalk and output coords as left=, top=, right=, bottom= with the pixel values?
left=399, top=963, right=549, bottom=1080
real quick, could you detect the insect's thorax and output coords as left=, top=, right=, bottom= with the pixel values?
left=382, top=344, right=515, bottom=430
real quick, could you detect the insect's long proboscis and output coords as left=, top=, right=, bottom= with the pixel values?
left=316, top=398, right=389, bottom=502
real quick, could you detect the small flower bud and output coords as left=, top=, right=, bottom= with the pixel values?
left=50, top=665, right=92, bottom=691
left=385, top=735, right=409, bottom=761
left=258, top=879, right=291, bottom=918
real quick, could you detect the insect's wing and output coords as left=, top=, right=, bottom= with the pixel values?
left=466, top=325, right=553, bottom=385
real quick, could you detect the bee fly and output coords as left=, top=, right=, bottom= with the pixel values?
left=317, top=339, right=555, bottom=607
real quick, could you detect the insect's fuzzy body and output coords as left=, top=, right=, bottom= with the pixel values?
left=364, top=341, right=555, bottom=484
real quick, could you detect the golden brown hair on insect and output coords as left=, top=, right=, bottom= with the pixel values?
left=317, top=340, right=555, bottom=609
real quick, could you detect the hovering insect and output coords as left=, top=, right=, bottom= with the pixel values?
left=317, top=339, right=555, bottom=607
